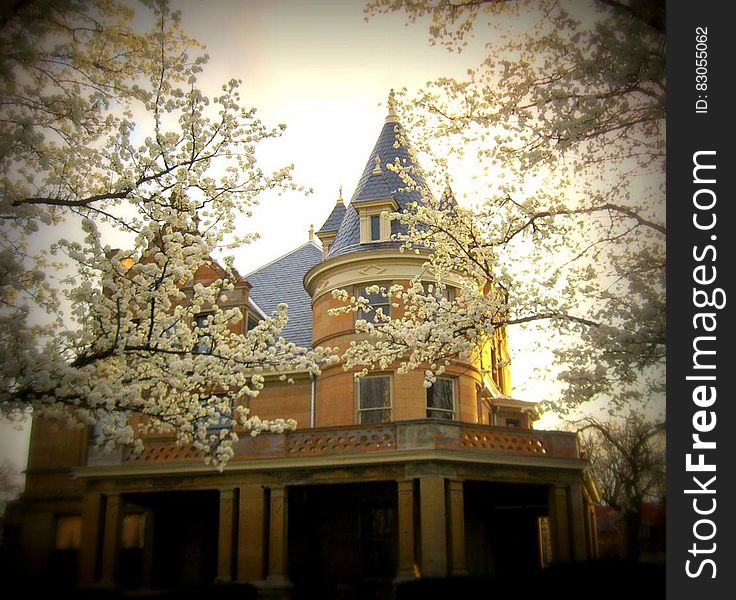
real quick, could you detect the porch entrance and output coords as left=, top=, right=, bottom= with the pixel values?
left=464, top=481, right=549, bottom=577
left=288, top=481, right=397, bottom=598
left=121, top=490, right=219, bottom=590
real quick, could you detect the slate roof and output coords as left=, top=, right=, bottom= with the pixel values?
left=353, top=161, right=394, bottom=202
left=317, top=199, right=347, bottom=234
left=244, top=114, right=432, bottom=346
left=327, top=117, right=432, bottom=259
left=244, top=241, right=322, bottom=348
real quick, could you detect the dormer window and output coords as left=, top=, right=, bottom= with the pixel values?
left=357, top=198, right=398, bottom=244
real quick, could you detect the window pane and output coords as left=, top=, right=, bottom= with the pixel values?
left=427, top=379, right=454, bottom=410
left=246, top=314, right=259, bottom=331
left=360, top=377, right=390, bottom=409
left=427, top=409, right=454, bottom=420
left=194, top=313, right=212, bottom=353
left=360, top=409, right=392, bottom=425
left=426, top=378, right=455, bottom=418
left=358, top=286, right=390, bottom=324
left=421, top=282, right=454, bottom=301
left=370, top=215, right=381, bottom=240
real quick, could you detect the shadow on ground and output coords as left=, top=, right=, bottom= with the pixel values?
left=397, top=561, right=665, bottom=600
left=2, top=560, right=664, bottom=599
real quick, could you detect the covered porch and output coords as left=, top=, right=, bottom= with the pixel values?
left=76, top=420, right=598, bottom=596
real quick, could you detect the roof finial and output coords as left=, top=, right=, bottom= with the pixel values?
left=337, top=186, right=344, bottom=205
left=308, top=224, right=314, bottom=241
left=385, top=88, right=399, bottom=124
left=372, top=156, right=382, bottom=175
left=441, top=173, right=457, bottom=208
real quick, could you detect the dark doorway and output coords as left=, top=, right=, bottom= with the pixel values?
left=122, top=490, right=219, bottom=590
left=288, top=481, right=397, bottom=599
left=464, top=481, right=548, bottom=578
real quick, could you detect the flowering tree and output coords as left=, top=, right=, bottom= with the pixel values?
left=344, top=0, right=665, bottom=413
left=0, top=0, right=332, bottom=467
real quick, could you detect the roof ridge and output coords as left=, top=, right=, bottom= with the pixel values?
left=243, top=240, right=321, bottom=278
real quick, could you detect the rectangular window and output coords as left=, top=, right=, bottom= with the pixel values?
left=246, top=313, right=260, bottom=332
left=358, top=376, right=392, bottom=424
left=426, top=377, right=455, bottom=420
left=421, top=282, right=455, bottom=302
left=357, top=285, right=391, bottom=324
left=194, top=313, right=212, bottom=353
left=370, top=215, right=381, bottom=241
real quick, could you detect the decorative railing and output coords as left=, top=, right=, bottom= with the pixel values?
left=458, top=426, right=549, bottom=454
left=286, top=427, right=396, bottom=456
left=122, top=444, right=200, bottom=464
left=88, top=419, right=579, bottom=467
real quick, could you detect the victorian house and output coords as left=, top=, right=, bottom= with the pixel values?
left=9, top=104, right=599, bottom=596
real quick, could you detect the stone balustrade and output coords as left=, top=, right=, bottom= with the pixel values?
left=86, top=419, right=579, bottom=467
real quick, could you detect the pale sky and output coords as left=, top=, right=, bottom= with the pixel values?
left=173, top=0, right=492, bottom=274
left=1, top=0, right=564, bottom=476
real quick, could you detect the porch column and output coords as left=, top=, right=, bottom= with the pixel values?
left=79, top=492, right=104, bottom=585
left=238, top=484, right=266, bottom=582
left=100, top=493, right=123, bottom=586
left=548, top=485, right=570, bottom=562
left=216, top=488, right=237, bottom=583
left=568, top=482, right=587, bottom=561
left=447, top=479, right=467, bottom=575
left=266, top=485, right=290, bottom=584
left=419, top=476, right=447, bottom=577
left=395, top=479, right=416, bottom=581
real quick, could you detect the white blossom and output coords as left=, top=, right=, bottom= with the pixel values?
left=0, top=1, right=335, bottom=468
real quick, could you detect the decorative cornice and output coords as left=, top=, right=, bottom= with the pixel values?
left=74, top=448, right=587, bottom=481
left=304, top=248, right=463, bottom=301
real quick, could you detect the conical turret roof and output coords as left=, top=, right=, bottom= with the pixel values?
left=327, top=103, right=432, bottom=259
left=316, top=189, right=347, bottom=234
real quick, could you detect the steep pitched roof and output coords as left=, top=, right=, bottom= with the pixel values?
left=327, top=115, right=432, bottom=258
left=353, top=159, right=394, bottom=202
left=244, top=241, right=322, bottom=348
left=317, top=198, right=347, bottom=234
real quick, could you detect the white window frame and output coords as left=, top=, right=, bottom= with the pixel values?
left=356, top=375, right=393, bottom=425
left=426, top=377, right=456, bottom=420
